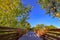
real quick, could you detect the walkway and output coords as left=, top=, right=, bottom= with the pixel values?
left=18, top=31, right=43, bottom=40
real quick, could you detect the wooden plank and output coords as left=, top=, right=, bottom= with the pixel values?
left=0, top=27, right=27, bottom=40
left=45, top=34, right=60, bottom=40
left=0, top=26, right=17, bottom=29
left=47, top=32, right=60, bottom=36
left=42, top=29, right=60, bottom=40
left=49, top=29, right=60, bottom=31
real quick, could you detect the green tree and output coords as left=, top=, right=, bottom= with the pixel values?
left=45, top=25, right=57, bottom=29
left=33, top=24, right=45, bottom=31
left=18, top=20, right=31, bottom=31
left=32, top=24, right=57, bottom=31
left=38, top=0, right=60, bottom=19
left=0, top=0, right=31, bottom=27
left=17, top=13, right=30, bottom=28
left=25, top=22, right=31, bottom=31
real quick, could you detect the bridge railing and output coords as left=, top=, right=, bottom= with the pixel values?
left=42, top=29, right=60, bottom=40
left=0, top=26, right=26, bottom=40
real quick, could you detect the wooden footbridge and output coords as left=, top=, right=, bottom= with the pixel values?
left=0, top=26, right=60, bottom=40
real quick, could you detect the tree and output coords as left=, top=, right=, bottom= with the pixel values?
left=45, top=25, right=57, bottom=29
left=17, top=13, right=30, bottom=28
left=0, top=0, right=31, bottom=27
left=38, top=0, right=60, bottom=19
left=33, top=24, right=45, bottom=31
left=18, top=21, right=31, bottom=31
left=32, top=24, right=57, bottom=31
left=24, top=22, right=31, bottom=31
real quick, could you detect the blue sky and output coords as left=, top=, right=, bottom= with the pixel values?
left=21, top=0, right=60, bottom=28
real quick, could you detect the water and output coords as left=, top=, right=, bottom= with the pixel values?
left=18, top=31, right=43, bottom=40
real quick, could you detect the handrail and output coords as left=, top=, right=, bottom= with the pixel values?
left=0, top=26, right=26, bottom=40
left=42, top=29, right=60, bottom=40
left=1, top=27, right=60, bottom=40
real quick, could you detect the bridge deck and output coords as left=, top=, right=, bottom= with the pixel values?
left=0, top=27, right=60, bottom=40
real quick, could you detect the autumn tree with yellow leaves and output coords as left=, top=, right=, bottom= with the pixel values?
left=0, top=0, right=31, bottom=27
